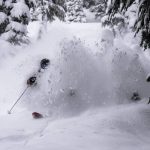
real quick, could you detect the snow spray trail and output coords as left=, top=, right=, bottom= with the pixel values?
left=23, top=34, right=150, bottom=117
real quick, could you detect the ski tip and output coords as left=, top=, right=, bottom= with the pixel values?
left=7, top=110, right=11, bottom=114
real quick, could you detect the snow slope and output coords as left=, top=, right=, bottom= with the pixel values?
left=0, top=21, right=150, bottom=150
left=1, top=103, right=150, bottom=150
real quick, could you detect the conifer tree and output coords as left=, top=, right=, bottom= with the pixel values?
left=102, top=12, right=127, bottom=36
left=0, top=0, right=12, bottom=36
left=108, top=0, right=150, bottom=49
left=35, top=0, right=65, bottom=39
left=65, top=0, right=86, bottom=23
left=0, top=0, right=35, bottom=45
left=8, top=0, right=35, bottom=45
left=90, top=0, right=107, bottom=19
left=0, top=0, right=65, bottom=44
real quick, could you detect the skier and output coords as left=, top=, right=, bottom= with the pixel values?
left=8, top=58, right=50, bottom=116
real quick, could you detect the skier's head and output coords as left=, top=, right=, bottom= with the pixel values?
left=27, top=76, right=37, bottom=86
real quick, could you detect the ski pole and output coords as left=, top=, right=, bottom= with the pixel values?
left=8, top=86, right=29, bottom=114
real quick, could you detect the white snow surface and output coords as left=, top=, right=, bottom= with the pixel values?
left=0, top=21, right=150, bottom=150
left=11, top=1, right=30, bottom=18
left=0, top=12, right=7, bottom=24
left=11, top=21, right=27, bottom=33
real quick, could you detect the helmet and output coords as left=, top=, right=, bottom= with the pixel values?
left=40, top=58, right=50, bottom=69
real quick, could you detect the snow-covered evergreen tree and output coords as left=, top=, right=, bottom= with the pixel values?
left=38, top=0, right=65, bottom=22
left=0, top=0, right=65, bottom=43
left=8, top=0, right=35, bottom=45
left=101, top=0, right=137, bottom=36
left=90, top=0, right=107, bottom=19
left=34, top=0, right=65, bottom=39
left=65, top=0, right=86, bottom=23
left=0, top=0, right=35, bottom=45
left=83, top=0, right=95, bottom=8
left=108, top=0, right=150, bottom=49
left=101, top=12, right=127, bottom=36
left=9, top=1, right=29, bottom=44
left=0, top=0, right=12, bottom=36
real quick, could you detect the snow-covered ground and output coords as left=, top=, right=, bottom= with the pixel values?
left=1, top=103, right=150, bottom=150
left=0, top=21, right=150, bottom=150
